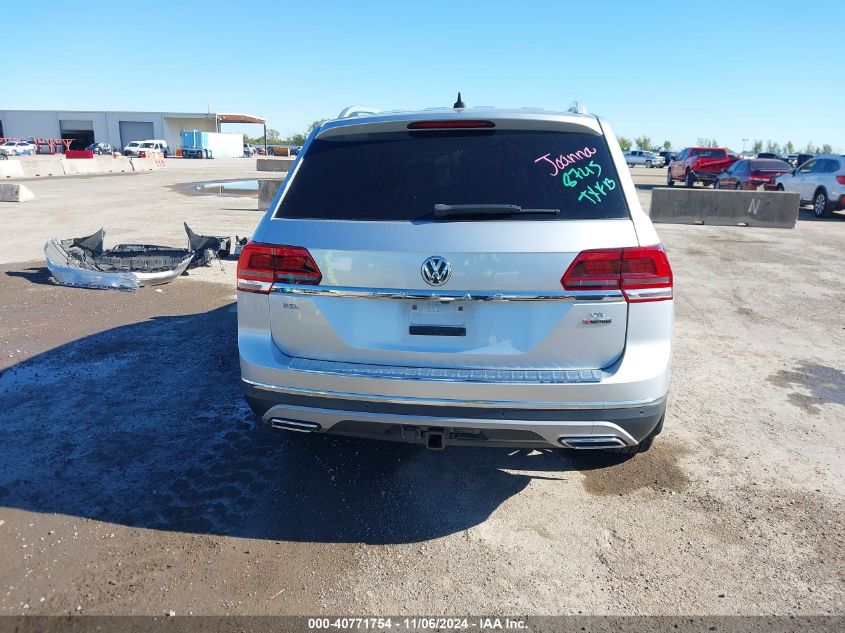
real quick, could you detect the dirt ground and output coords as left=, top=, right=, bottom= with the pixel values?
left=0, top=162, right=842, bottom=618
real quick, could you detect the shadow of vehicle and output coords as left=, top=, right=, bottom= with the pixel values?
left=4, top=266, right=54, bottom=286
left=0, top=303, right=629, bottom=545
left=797, top=208, right=844, bottom=221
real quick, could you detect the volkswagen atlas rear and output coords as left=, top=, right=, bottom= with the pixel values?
left=238, top=104, right=673, bottom=454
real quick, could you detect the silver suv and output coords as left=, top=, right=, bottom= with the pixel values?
left=238, top=102, right=674, bottom=454
left=624, top=150, right=665, bottom=168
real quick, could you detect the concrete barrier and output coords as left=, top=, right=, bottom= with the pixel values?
left=257, top=157, right=295, bottom=172
left=21, top=159, right=61, bottom=177
left=650, top=188, right=800, bottom=228
left=1, top=155, right=157, bottom=178
left=129, top=157, right=165, bottom=172
left=95, top=156, right=133, bottom=173
left=259, top=177, right=286, bottom=209
left=60, top=158, right=102, bottom=175
left=0, top=183, right=35, bottom=202
left=0, top=161, right=25, bottom=178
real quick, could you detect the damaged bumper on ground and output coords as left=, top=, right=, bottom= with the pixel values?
left=44, top=229, right=194, bottom=290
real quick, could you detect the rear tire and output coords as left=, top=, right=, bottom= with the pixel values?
left=776, top=184, right=784, bottom=191
left=685, top=171, right=695, bottom=187
left=645, top=160, right=652, bottom=168
left=735, top=182, right=742, bottom=190
left=814, top=189, right=833, bottom=218
left=666, top=170, right=674, bottom=186
left=714, top=180, right=721, bottom=189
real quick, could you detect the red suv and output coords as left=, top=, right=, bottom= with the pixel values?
left=667, top=147, right=738, bottom=188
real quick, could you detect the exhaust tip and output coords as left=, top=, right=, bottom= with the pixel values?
left=559, top=436, right=628, bottom=449
left=269, top=418, right=321, bottom=433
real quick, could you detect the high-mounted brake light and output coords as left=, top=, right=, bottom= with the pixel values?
left=561, top=245, right=673, bottom=302
left=237, top=242, right=322, bottom=294
left=407, top=120, right=495, bottom=129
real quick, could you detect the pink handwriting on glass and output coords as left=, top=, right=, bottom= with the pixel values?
left=533, top=148, right=598, bottom=176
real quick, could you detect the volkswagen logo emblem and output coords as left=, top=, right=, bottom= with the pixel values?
left=421, top=256, right=451, bottom=286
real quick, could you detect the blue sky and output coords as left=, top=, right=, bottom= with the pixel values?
left=6, top=0, right=843, bottom=152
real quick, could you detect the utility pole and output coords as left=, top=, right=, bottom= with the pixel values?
left=742, top=138, right=748, bottom=152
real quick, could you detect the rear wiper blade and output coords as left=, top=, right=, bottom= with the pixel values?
left=433, top=204, right=560, bottom=218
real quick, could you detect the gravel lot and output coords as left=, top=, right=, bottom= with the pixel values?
left=0, top=162, right=842, bottom=617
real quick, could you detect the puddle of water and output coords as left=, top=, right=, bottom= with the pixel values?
left=183, top=180, right=259, bottom=197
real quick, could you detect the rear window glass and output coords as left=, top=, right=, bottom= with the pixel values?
left=693, top=149, right=727, bottom=158
left=750, top=159, right=790, bottom=170
left=275, top=129, right=629, bottom=221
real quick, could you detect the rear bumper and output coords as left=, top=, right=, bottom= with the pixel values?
left=696, top=171, right=720, bottom=184
left=238, top=291, right=672, bottom=449
left=243, top=378, right=666, bottom=448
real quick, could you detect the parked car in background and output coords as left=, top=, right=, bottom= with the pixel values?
left=244, top=143, right=257, bottom=157
left=756, top=152, right=789, bottom=162
left=237, top=105, right=673, bottom=455
left=124, top=140, right=170, bottom=157
left=0, top=140, right=37, bottom=156
left=290, top=145, right=302, bottom=156
left=123, top=141, right=142, bottom=156
left=254, top=146, right=267, bottom=155
left=623, top=150, right=665, bottom=168
left=658, top=151, right=676, bottom=165
left=667, top=147, right=738, bottom=187
left=795, top=153, right=814, bottom=167
left=85, top=142, right=114, bottom=155
left=714, top=158, right=792, bottom=190
left=775, top=155, right=845, bottom=218
left=785, top=154, right=798, bottom=167
left=142, top=140, right=170, bottom=156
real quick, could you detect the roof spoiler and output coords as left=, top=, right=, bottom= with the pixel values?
left=337, top=106, right=380, bottom=119
left=567, top=101, right=588, bottom=114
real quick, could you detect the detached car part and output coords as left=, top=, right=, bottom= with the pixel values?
left=44, top=228, right=193, bottom=290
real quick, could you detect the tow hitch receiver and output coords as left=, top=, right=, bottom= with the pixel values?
left=425, top=428, right=446, bottom=450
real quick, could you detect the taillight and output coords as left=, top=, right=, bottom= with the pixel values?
left=836, top=176, right=845, bottom=185
left=407, top=120, right=495, bottom=129
left=561, top=245, right=673, bottom=302
left=236, top=242, right=322, bottom=294
left=748, top=172, right=771, bottom=181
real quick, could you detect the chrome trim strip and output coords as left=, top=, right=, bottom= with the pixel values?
left=243, top=377, right=666, bottom=411
left=269, top=283, right=624, bottom=303
left=286, top=356, right=602, bottom=384
left=625, top=287, right=673, bottom=301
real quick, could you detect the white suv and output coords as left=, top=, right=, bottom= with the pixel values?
left=775, top=155, right=845, bottom=218
left=237, top=103, right=673, bottom=454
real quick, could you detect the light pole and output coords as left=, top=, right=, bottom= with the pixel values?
left=742, top=138, right=748, bottom=153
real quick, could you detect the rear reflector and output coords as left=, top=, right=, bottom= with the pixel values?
left=407, top=120, right=495, bottom=129
left=836, top=175, right=845, bottom=185
left=237, top=242, right=322, bottom=293
left=561, top=245, right=673, bottom=302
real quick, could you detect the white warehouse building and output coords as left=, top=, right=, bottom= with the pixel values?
left=0, top=109, right=265, bottom=152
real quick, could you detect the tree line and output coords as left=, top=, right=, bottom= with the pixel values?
left=244, top=119, right=329, bottom=146
left=617, top=135, right=833, bottom=155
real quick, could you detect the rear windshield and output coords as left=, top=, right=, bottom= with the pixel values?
left=751, top=159, right=790, bottom=170
left=693, top=149, right=727, bottom=158
left=275, top=129, right=629, bottom=221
